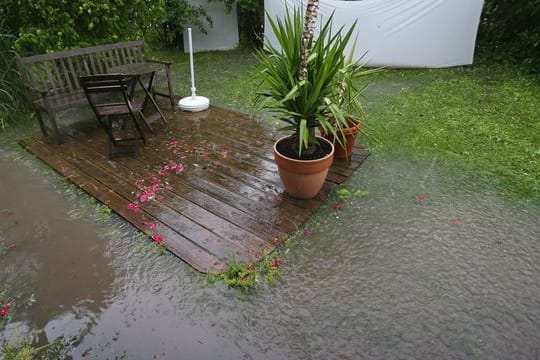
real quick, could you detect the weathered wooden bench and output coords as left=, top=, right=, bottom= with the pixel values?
left=17, top=40, right=174, bottom=143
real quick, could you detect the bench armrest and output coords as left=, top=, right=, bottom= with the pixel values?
left=24, top=84, right=50, bottom=100
left=146, top=58, right=173, bottom=66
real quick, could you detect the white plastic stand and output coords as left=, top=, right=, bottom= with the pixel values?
left=178, top=28, right=210, bottom=112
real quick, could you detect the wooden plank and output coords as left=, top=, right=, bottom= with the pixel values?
left=27, top=64, right=44, bottom=93
left=134, top=46, right=144, bottom=62
left=84, top=131, right=308, bottom=234
left=176, top=108, right=366, bottom=183
left=93, top=52, right=105, bottom=74
left=105, top=49, right=116, bottom=69
left=58, top=58, right=74, bottom=92
left=123, top=128, right=325, bottom=211
left=19, top=137, right=225, bottom=273
left=44, top=62, right=56, bottom=93
left=18, top=106, right=369, bottom=273
left=86, top=149, right=290, bottom=245
left=63, top=134, right=285, bottom=250
left=53, top=142, right=271, bottom=263
left=87, top=53, right=99, bottom=74
left=17, top=40, right=146, bottom=65
left=113, top=48, right=122, bottom=67
left=51, top=60, right=66, bottom=93
left=66, top=57, right=79, bottom=89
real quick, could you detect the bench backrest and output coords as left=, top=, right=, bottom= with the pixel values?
left=16, top=40, right=147, bottom=100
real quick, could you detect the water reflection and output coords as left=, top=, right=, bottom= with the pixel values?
left=0, top=149, right=114, bottom=338
left=1, top=147, right=540, bottom=359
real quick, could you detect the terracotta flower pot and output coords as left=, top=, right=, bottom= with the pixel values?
left=273, top=136, right=334, bottom=199
left=321, top=120, right=362, bottom=159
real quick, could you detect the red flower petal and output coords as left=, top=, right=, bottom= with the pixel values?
left=452, top=218, right=460, bottom=225
left=417, top=195, right=427, bottom=201
left=333, top=202, right=342, bottom=211
left=152, top=234, right=164, bottom=244
left=304, top=228, right=312, bottom=236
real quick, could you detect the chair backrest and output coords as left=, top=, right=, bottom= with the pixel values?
left=79, top=73, right=133, bottom=94
left=79, top=74, right=137, bottom=113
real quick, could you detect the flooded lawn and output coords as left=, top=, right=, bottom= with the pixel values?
left=1, top=143, right=539, bottom=359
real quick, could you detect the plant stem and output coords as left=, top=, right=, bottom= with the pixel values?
left=298, top=0, right=319, bottom=81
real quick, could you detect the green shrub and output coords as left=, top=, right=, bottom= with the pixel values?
left=0, top=0, right=165, bottom=54
left=0, top=21, right=32, bottom=130
left=478, top=0, right=540, bottom=70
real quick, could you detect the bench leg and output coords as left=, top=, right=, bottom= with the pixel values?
left=46, top=109, right=62, bottom=144
left=35, top=109, right=48, bottom=137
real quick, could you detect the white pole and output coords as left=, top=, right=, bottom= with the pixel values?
left=188, top=28, right=196, bottom=99
left=178, top=27, right=209, bottom=112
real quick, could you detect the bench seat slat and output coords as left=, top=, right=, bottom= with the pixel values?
left=33, top=91, right=88, bottom=112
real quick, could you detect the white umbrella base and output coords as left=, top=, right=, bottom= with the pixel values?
left=178, top=96, right=210, bottom=112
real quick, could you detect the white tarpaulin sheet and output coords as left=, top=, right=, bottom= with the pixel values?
left=264, top=0, right=485, bottom=68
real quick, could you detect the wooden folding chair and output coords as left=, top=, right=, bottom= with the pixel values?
left=79, top=74, right=148, bottom=159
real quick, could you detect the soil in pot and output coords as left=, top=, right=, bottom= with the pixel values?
left=275, top=136, right=333, bottom=161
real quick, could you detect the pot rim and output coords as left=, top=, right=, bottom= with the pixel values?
left=274, top=135, right=334, bottom=163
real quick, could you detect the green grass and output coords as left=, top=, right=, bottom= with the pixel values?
left=362, top=63, right=540, bottom=200
left=154, top=49, right=260, bottom=113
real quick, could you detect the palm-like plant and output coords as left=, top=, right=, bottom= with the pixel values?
left=256, top=5, right=357, bottom=157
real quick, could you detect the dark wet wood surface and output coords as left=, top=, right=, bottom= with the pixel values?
left=19, top=106, right=369, bottom=274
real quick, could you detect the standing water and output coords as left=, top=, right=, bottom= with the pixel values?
left=1, top=143, right=538, bottom=359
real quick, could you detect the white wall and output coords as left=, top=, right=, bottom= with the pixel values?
left=183, top=0, right=239, bottom=52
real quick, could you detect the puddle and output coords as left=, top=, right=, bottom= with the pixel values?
left=1, top=144, right=539, bottom=359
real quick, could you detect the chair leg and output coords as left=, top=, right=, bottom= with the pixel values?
left=138, top=112, right=153, bottom=134
left=165, top=65, right=174, bottom=108
left=133, top=113, right=147, bottom=144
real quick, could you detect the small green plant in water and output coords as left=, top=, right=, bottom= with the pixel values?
left=1, top=335, right=75, bottom=360
left=212, top=252, right=283, bottom=291
left=336, top=186, right=369, bottom=201
left=97, top=204, right=112, bottom=219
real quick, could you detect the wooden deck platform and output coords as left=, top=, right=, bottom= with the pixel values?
left=19, top=106, right=369, bottom=274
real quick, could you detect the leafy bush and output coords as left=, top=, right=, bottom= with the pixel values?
left=0, top=0, right=165, bottom=54
left=0, top=21, right=32, bottom=130
left=478, top=0, right=540, bottom=70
